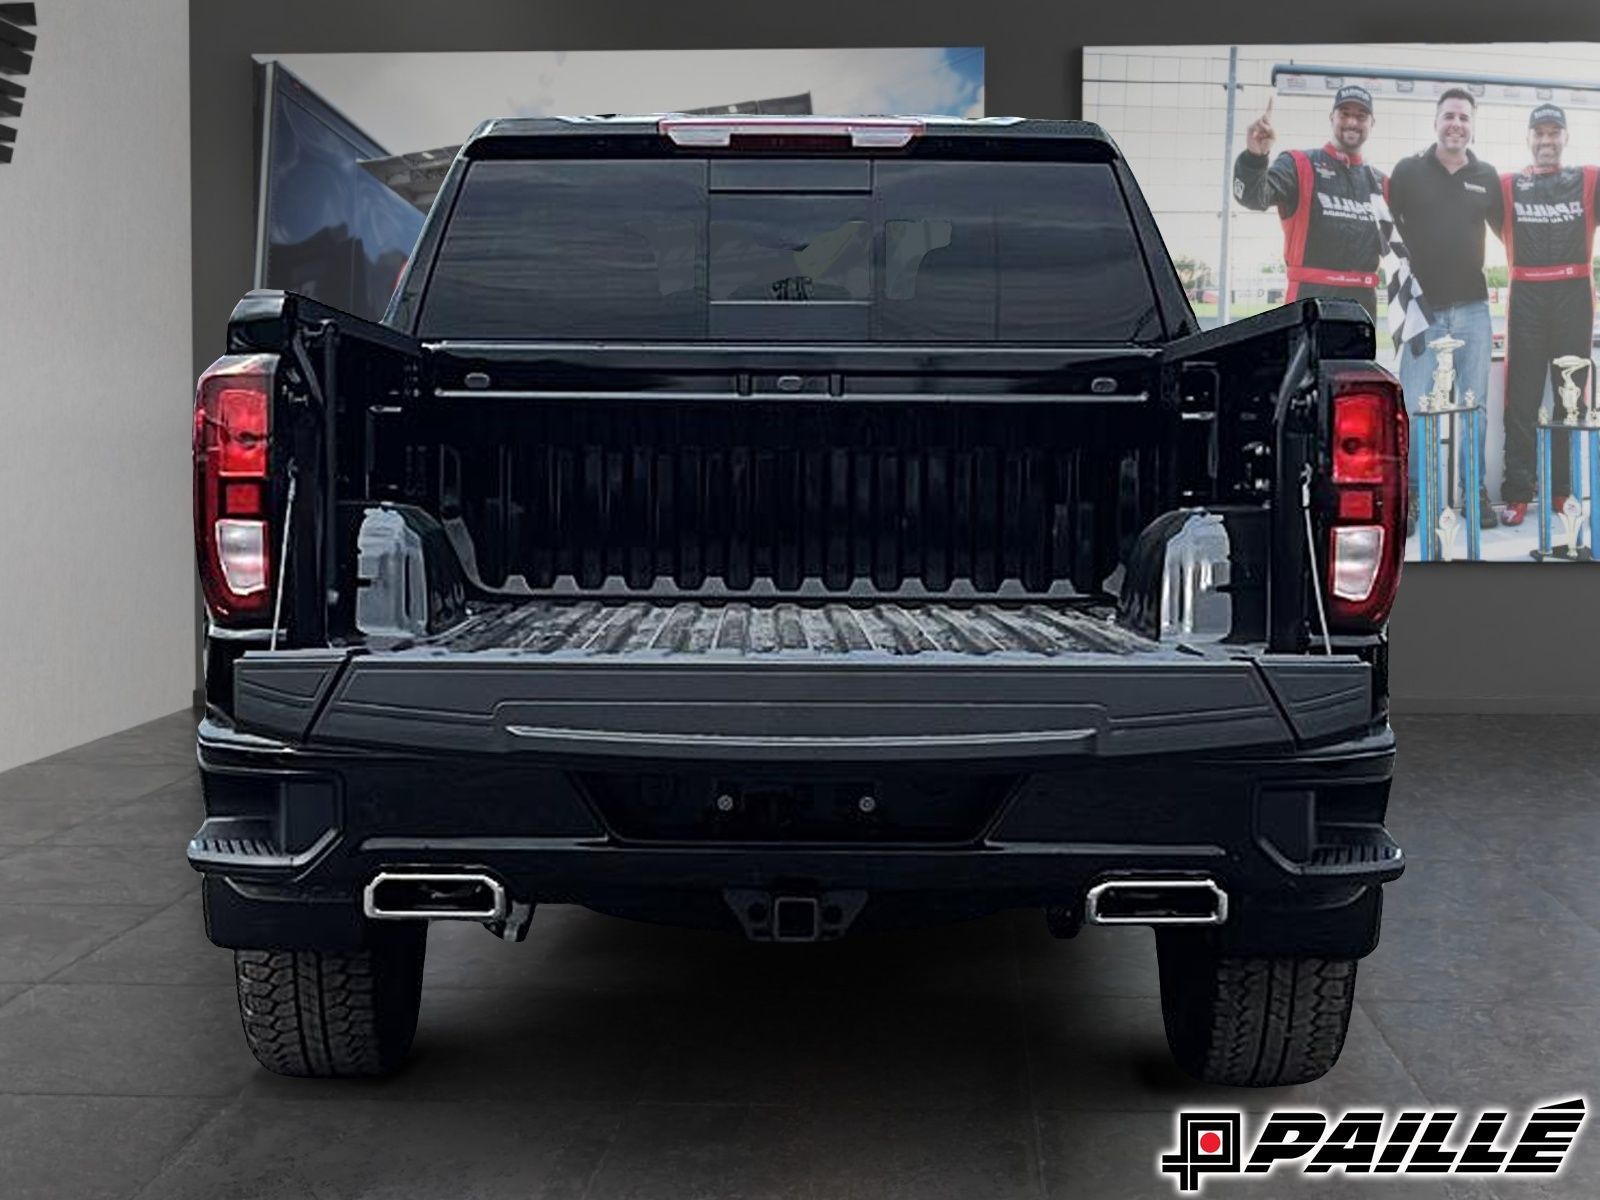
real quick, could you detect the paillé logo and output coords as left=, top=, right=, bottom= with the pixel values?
left=0, top=3, right=38, bottom=165
left=1160, top=1097, right=1587, bottom=1193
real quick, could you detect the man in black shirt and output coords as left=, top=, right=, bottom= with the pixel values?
left=1389, top=87, right=1504, bottom=530
left=1495, top=104, right=1598, bottom=526
left=1233, top=85, right=1387, bottom=318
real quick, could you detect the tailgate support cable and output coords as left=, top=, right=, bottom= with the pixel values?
left=1300, top=464, right=1333, bottom=655
left=270, top=461, right=298, bottom=653
left=1269, top=331, right=1316, bottom=651
left=287, top=321, right=336, bottom=644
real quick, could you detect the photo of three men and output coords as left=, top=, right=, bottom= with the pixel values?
left=1085, top=44, right=1600, bottom=562
left=1237, top=82, right=1592, bottom=534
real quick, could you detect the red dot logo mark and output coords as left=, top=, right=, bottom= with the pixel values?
left=1199, top=1132, right=1223, bottom=1155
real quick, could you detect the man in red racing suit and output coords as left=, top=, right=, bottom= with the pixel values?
left=1234, top=84, right=1387, bottom=319
left=1496, top=103, right=1598, bottom=526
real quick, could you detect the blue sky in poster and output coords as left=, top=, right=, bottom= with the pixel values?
left=940, top=46, right=985, bottom=114
left=269, top=48, right=986, bottom=155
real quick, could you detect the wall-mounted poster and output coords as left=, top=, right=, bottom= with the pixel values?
left=1085, top=44, right=1600, bottom=563
left=255, top=64, right=425, bottom=324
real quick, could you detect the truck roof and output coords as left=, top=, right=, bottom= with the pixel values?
left=460, top=114, right=1120, bottom=159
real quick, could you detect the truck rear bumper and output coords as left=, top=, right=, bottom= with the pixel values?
left=190, top=714, right=1402, bottom=957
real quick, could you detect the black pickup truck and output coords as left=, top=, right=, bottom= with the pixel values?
left=190, top=115, right=1407, bottom=1085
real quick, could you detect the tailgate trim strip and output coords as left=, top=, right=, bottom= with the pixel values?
left=502, top=723, right=1096, bottom=761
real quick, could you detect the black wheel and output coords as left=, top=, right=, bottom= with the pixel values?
left=1156, top=932, right=1357, bottom=1087
left=233, top=922, right=428, bottom=1078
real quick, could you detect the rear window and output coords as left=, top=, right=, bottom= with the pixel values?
left=419, top=157, right=1161, bottom=342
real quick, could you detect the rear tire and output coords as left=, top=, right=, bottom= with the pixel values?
left=233, top=922, right=427, bottom=1077
left=1156, top=932, right=1357, bottom=1086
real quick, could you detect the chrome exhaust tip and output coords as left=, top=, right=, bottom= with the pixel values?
left=362, top=871, right=508, bottom=921
left=1084, top=877, right=1228, bottom=927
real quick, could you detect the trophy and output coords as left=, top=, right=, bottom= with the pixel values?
left=1558, top=495, right=1588, bottom=559
left=1415, top=335, right=1484, bottom=561
left=1436, top=504, right=1463, bottom=562
left=1533, top=355, right=1598, bottom=562
left=1555, top=355, right=1589, bottom=425
left=1420, top=336, right=1465, bottom=414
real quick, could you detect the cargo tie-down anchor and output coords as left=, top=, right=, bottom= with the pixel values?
left=724, top=889, right=868, bottom=942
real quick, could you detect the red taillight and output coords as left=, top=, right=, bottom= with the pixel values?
left=223, top=482, right=263, bottom=515
left=195, top=355, right=276, bottom=622
left=1327, top=376, right=1407, bottom=630
left=215, top=387, right=269, bottom=475
left=1337, top=490, right=1376, bottom=521
left=1332, top=391, right=1386, bottom=484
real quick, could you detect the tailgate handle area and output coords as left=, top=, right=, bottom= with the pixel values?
left=502, top=724, right=1097, bottom=762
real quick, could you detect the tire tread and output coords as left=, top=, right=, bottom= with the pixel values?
left=233, top=926, right=425, bottom=1078
left=1160, top=940, right=1356, bottom=1087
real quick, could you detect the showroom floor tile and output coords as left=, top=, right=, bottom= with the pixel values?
left=0, top=843, right=199, bottom=907
left=0, top=709, right=1594, bottom=1198
left=0, top=902, right=157, bottom=983
left=132, top=1097, right=625, bottom=1200
left=0, top=758, right=196, bottom=805
left=0, top=1096, right=217, bottom=1200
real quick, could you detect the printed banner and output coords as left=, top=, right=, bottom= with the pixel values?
left=1087, top=43, right=1600, bottom=563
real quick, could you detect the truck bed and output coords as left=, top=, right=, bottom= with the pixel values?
left=429, top=598, right=1157, bottom=658
left=229, top=599, right=1374, bottom=763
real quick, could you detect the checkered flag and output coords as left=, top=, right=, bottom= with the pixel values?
left=1372, top=190, right=1431, bottom=357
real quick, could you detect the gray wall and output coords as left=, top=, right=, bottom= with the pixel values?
left=192, top=0, right=1600, bottom=713
left=0, top=0, right=192, bottom=771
